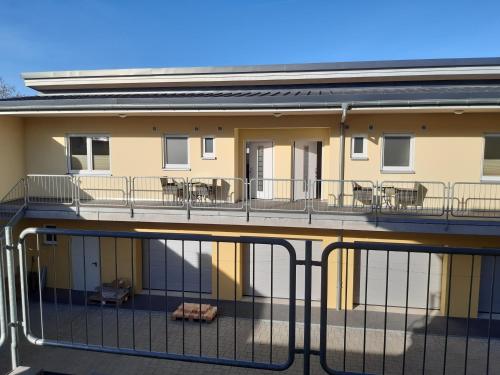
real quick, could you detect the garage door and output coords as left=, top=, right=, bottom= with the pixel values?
left=355, top=250, right=443, bottom=309
left=243, top=239, right=322, bottom=300
left=479, top=256, right=500, bottom=314
left=142, top=239, right=212, bottom=293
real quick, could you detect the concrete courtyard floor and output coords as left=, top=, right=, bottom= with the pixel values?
left=1, top=303, right=500, bottom=374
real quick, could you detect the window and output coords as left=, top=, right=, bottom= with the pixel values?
left=44, top=225, right=57, bottom=245
left=382, top=134, right=414, bottom=172
left=483, top=134, right=500, bottom=180
left=164, top=135, right=189, bottom=170
left=202, top=136, right=216, bottom=159
left=351, top=135, right=368, bottom=159
left=68, top=135, right=110, bottom=173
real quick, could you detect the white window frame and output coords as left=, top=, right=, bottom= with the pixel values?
left=43, top=224, right=57, bottom=245
left=381, top=133, right=415, bottom=173
left=66, top=134, right=111, bottom=175
left=350, top=134, right=368, bottom=160
left=481, top=133, right=500, bottom=182
left=202, top=136, right=216, bottom=160
left=163, top=134, right=190, bottom=171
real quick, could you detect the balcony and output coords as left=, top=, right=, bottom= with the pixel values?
left=2, top=175, right=500, bottom=235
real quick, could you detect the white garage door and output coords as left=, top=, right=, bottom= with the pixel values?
left=143, top=239, right=212, bottom=293
left=355, top=250, right=443, bottom=309
left=243, top=239, right=322, bottom=300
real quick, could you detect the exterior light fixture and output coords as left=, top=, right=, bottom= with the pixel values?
left=273, top=112, right=283, bottom=118
left=118, top=114, right=127, bottom=118
left=454, top=110, right=464, bottom=115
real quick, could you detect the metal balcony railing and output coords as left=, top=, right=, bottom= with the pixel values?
left=15, top=175, right=500, bottom=222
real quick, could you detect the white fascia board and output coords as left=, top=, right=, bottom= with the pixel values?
left=23, top=66, right=500, bottom=91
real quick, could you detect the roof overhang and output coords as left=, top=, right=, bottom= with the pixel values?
left=22, top=57, right=500, bottom=93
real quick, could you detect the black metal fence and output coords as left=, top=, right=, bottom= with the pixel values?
left=2, top=227, right=500, bottom=374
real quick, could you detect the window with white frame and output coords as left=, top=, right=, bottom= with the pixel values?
left=202, top=136, right=216, bottom=159
left=382, top=134, right=414, bottom=172
left=44, top=225, right=57, bottom=245
left=164, top=135, right=189, bottom=170
left=68, top=135, right=110, bottom=173
left=482, top=134, right=500, bottom=180
left=351, top=135, right=367, bottom=159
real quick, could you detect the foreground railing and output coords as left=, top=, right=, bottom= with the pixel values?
left=2, top=227, right=500, bottom=374
left=16, top=228, right=296, bottom=372
left=17, top=175, right=500, bottom=221
left=0, top=235, right=6, bottom=349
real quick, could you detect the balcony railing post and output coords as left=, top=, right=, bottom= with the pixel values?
left=23, top=177, right=28, bottom=206
left=446, top=182, right=451, bottom=222
left=75, top=176, right=80, bottom=216
left=245, top=179, right=250, bottom=222
left=307, top=180, right=312, bottom=224
left=129, top=176, right=134, bottom=218
left=186, top=179, right=191, bottom=220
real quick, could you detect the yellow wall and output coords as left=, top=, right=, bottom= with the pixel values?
left=0, top=116, right=25, bottom=197
left=344, top=112, right=500, bottom=182
left=15, top=218, right=500, bottom=318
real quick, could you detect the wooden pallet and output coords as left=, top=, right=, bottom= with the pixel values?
left=171, top=303, right=218, bottom=323
left=88, top=287, right=129, bottom=306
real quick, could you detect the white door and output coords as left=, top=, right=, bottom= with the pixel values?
left=248, top=142, right=273, bottom=199
left=355, top=250, right=443, bottom=309
left=294, top=141, right=317, bottom=200
left=143, top=239, right=212, bottom=293
left=71, top=236, right=101, bottom=291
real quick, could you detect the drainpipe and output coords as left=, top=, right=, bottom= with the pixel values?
left=337, top=104, right=349, bottom=311
left=338, top=103, right=350, bottom=207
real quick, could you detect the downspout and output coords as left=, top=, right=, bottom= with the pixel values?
left=337, top=103, right=349, bottom=310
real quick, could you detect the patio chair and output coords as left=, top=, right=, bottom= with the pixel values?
left=160, top=177, right=184, bottom=202
left=352, top=182, right=373, bottom=206
left=395, top=182, right=428, bottom=208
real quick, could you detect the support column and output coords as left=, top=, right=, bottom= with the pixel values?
left=326, top=244, right=355, bottom=310
left=211, top=242, right=243, bottom=301
left=440, top=254, right=481, bottom=318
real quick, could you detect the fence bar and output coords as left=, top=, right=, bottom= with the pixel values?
left=0, top=237, right=5, bottom=350
left=5, top=226, right=19, bottom=370
left=303, top=240, right=312, bottom=375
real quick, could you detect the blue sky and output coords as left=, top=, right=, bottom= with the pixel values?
left=1, top=0, right=500, bottom=95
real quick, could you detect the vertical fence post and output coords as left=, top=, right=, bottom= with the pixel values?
left=75, top=176, right=80, bottom=217
left=129, top=177, right=134, bottom=218
left=4, top=226, right=19, bottom=370
left=23, top=177, right=28, bottom=206
left=186, top=179, right=191, bottom=220
left=245, top=179, right=250, bottom=222
left=446, top=182, right=451, bottom=223
left=303, top=240, right=312, bottom=375
left=307, top=180, right=312, bottom=224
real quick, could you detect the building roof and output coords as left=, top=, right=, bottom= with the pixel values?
left=1, top=80, right=500, bottom=113
left=20, top=57, right=500, bottom=93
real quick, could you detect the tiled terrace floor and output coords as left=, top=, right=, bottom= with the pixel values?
left=1, top=303, right=500, bottom=375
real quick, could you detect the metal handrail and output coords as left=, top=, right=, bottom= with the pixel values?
left=131, top=176, right=187, bottom=209
left=188, top=177, right=245, bottom=210
left=311, top=179, right=375, bottom=214
left=77, top=175, right=129, bottom=207
left=379, top=180, right=447, bottom=217
left=26, top=174, right=75, bottom=205
left=249, top=178, right=308, bottom=212
left=451, top=181, right=500, bottom=218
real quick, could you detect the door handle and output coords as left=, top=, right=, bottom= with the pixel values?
left=92, top=262, right=98, bottom=267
